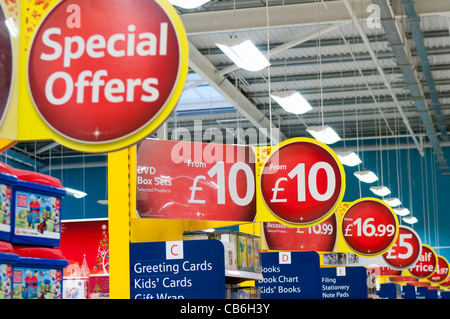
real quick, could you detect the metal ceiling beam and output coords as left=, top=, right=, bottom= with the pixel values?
left=181, top=0, right=450, bottom=35
left=372, top=0, right=449, bottom=173
left=342, top=0, right=423, bottom=156
left=402, top=0, right=448, bottom=141
left=187, top=41, right=286, bottom=144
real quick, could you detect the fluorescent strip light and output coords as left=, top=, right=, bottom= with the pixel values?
left=336, top=151, right=362, bottom=167
left=216, top=38, right=270, bottom=72
left=370, top=186, right=391, bottom=197
left=168, top=0, right=210, bottom=9
left=393, top=208, right=411, bottom=216
left=271, top=91, right=312, bottom=115
left=402, top=216, right=418, bottom=224
left=383, top=197, right=402, bottom=208
left=306, top=125, right=341, bottom=144
left=65, top=187, right=87, bottom=199
left=354, top=170, right=379, bottom=183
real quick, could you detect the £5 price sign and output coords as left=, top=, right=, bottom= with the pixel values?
left=259, top=138, right=345, bottom=228
left=408, top=245, right=437, bottom=279
left=382, top=226, right=422, bottom=270
left=341, top=198, right=399, bottom=257
left=27, top=0, right=188, bottom=153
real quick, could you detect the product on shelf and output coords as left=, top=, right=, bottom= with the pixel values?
left=226, top=285, right=262, bottom=299
left=213, top=230, right=238, bottom=270
left=10, top=169, right=65, bottom=247
left=247, top=234, right=255, bottom=272
left=253, top=236, right=261, bottom=272
left=0, top=163, right=18, bottom=242
left=0, top=241, right=18, bottom=299
left=237, top=233, right=248, bottom=271
left=12, top=246, right=68, bottom=299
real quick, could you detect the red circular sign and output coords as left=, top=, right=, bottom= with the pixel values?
left=260, top=138, right=345, bottom=226
left=28, top=0, right=187, bottom=150
left=263, top=213, right=337, bottom=251
left=409, top=245, right=437, bottom=279
left=341, top=198, right=398, bottom=256
left=427, top=256, right=450, bottom=284
left=382, top=226, right=422, bottom=270
left=0, top=3, right=12, bottom=124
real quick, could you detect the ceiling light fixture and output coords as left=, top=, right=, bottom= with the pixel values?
left=306, top=125, right=341, bottom=145
left=336, top=151, right=362, bottom=167
left=370, top=185, right=391, bottom=197
left=215, top=38, right=270, bottom=72
left=271, top=91, right=313, bottom=115
left=353, top=170, right=379, bottom=183
left=383, top=197, right=402, bottom=208
left=393, top=207, right=411, bottom=216
left=402, top=216, right=418, bottom=224
left=168, top=0, right=211, bottom=9
left=65, top=187, right=87, bottom=199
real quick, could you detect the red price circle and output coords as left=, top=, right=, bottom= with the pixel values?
left=28, top=0, right=188, bottom=152
left=260, top=138, right=345, bottom=227
left=263, top=213, right=337, bottom=251
left=427, top=256, right=450, bottom=284
left=382, top=226, right=422, bottom=270
left=341, top=198, right=399, bottom=256
left=409, top=245, right=437, bottom=279
left=0, top=3, right=12, bottom=124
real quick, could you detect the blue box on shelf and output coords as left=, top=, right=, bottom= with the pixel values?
left=10, top=169, right=66, bottom=247
left=0, top=163, right=18, bottom=242
left=12, top=246, right=68, bottom=299
left=0, top=241, right=19, bottom=299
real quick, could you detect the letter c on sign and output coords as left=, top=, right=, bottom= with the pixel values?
left=166, top=241, right=184, bottom=260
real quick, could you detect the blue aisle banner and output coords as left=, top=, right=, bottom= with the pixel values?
left=378, top=283, right=400, bottom=299
left=320, top=267, right=367, bottom=299
left=416, top=286, right=428, bottom=299
left=401, top=285, right=416, bottom=299
left=255, top=251, right=321, bottom=299
left=129, top=240, right=225, bottom=299
left=440, top=291, right=450, bottom=299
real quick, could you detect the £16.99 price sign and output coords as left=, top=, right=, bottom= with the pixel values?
left=27, top=0, right=188, bottom=153
left=259, top=138, right=345, bottom=228
left=341, top=198, right=399, bottom=257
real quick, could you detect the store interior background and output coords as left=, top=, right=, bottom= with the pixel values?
left=2, top=0, right=450, bottom=273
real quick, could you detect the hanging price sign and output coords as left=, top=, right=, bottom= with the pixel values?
left=409, top=245, right=437, bottom=279
left=341, top=198, right=399, bottom=257
left=263, top=213, right=337, bottom=252
left=382, top=226, right=422, bottom=270
left=427, top=256, right=450, bottom=284
left=259, top=138, right=345, bottom=227
left=0, top=3, right=13, bottom=126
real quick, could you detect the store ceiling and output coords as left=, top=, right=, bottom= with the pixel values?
left=7, top=0, right=450, bottom=174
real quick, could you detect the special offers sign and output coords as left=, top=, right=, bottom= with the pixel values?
left=26, top=0, right=188, bottom=153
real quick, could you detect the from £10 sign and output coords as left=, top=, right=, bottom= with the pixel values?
left=0, top=2, right=12, bottom=126
left=27, top=0, right=188, bottom=153
left=341, top=198, right=399, bottom=257
left=259, top=138, right=345, bottom=228
left=136, top=139, right=256, bottom=222
left=382, top=226, right=422, bottom=270
left=409, top=245, right=437, bottom=279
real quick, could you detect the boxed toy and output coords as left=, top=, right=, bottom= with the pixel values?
left=237, top=233, right=248, bottom=271
left=11, top=169, right=65, bottom=247
left=213, top=230, right=237, bottom=270
left=0, top=163, right=17, bottom=242
left=246, top=234, right=255, bottom=272
left=253, top=236, right=261, bottom=272
left=0, top=241, right=18, bottom=299
left=12, top=246, right=68, bottom=299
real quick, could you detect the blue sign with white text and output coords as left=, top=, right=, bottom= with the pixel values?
left=129, top=240, right=225, bottom=299
left=255, top=251, right=321, bottom=299
left=320, top=267, right=367, bottom=299
left=401, top=285, right=416, bottom=299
